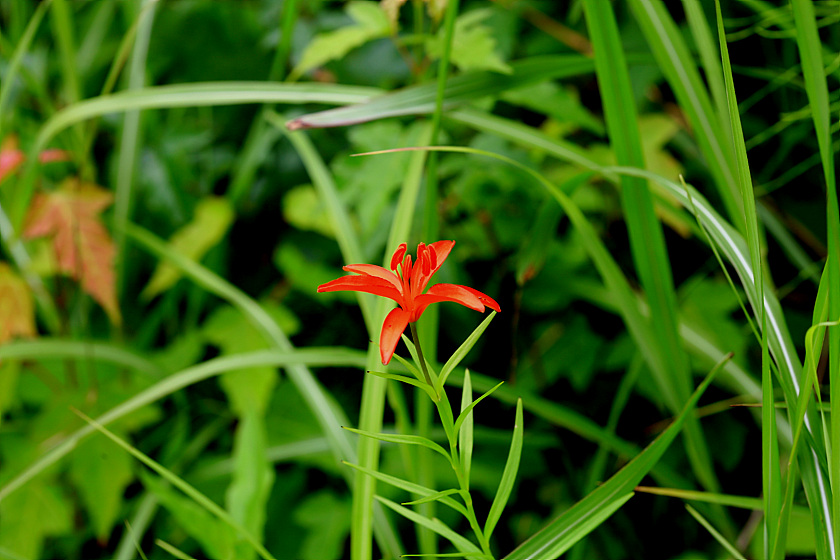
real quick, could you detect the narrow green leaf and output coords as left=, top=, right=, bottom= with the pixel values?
left=402, top=489, right=462, bottom=507
left=459, top=369, right=474, bottom=483
left=454, top=380, right=504, bottom=437
left=790, top=1, right=840, bottom=557
left=436, top=311, right=496, bottom=393
left=685, top=505, right=746, bottom=560
left=713, top=3, right=779, bottom=556
left=366, top=370, right=438, bottom=401
left=375, top=496, right=485, bottom=557
left=155, top=539, right=196, bottom=560
left=342, top=427, right=451, bottom=462
left=484, top=398, right=523, bottom=541
left=584, top=0, right=720, bottom=500
left=343, top=462, right=467, bottom=517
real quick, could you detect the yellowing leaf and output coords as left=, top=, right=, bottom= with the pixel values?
left=142, top=196, right=234, bottom=299
left=23, top=178, right=121, bottom=324
left=0, top=262, right=35, bottom=342
left=381, top=0, right=407, bottom=28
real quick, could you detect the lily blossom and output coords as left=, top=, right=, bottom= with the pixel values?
left=318, top=240, right=500, bottom=365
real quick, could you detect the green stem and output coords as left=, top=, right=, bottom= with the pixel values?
left=410, top=322, right=438, bottom=401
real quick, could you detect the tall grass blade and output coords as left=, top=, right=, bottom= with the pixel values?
left=628, top=0, right=741, bottom=224
left=504, top=356, right=727, bottom=559
left=583, top=0, right=720, bottom=502
left=790, top=1, right=840, bottom=557
left=713, top=3, right=779, bottom=556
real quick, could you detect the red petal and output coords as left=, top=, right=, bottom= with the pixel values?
left=390, top=243, right=407, bottom=271
left=317, top=275, right=404, bottom=305
left=428, top=240, right=454, bottom=274
left=411, top=283, right=485, bottom=321
left=343, top=264, right=402, bottom=291
left=380, top=307, right=410, bottom=364
left=460, top=285, right=501, bottom=312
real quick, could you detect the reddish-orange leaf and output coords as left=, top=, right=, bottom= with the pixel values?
left=23, top=178, right=121, bottom=325
left=0, top=135, right=70, bottom=183
left=0, top=262, right=36, bottom=343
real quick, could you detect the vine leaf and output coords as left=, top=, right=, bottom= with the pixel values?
left=23, top=178, right=121, bottom=324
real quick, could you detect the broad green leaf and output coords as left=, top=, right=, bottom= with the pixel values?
left=484, top=398, right=523, bottom=541
left=140, top=471, right=237, bottom=560
left=142, top=196, right=234, bottom=299
left=226, top=413, right=275, bottom=560
left=69, top=432, right=135, bottom=540
left=281, top=185, right=334, bottom=239
left=426, top=9, right=511, bottom=74
left=289, top=2, right=391, bottom=81
left=0, top=478, right=72, bottom=560
left=293, top=490, right=352, bottom=560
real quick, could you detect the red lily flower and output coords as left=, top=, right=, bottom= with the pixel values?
left=318, top=240, right=500, bottom=365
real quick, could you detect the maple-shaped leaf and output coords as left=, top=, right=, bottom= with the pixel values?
left=0, top=262, right=36, bottom=343
left=23, top=178, right=121, bottom=325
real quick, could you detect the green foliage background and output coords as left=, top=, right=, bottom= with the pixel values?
left=0, top=1, right=837, bottom=559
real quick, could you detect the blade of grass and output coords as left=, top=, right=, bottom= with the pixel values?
left=113, top=0, right=158, bottom=298
left=685, top=504, right=747, bottom=560
left=10, top=82, right=379, bottom=228
left=449, top=108, right=831, bottom=514
left=484, top=398, right=523, bottom=542
left=629, top=0, right=741, bottom=225
left=790, top=1, right=840, bottom=557
left=504, top=355, right=728, bottom=559
left=285, top=55, right=596, bottom=130
left=713, top=3, right=780, bottom=556
left=0, top=338, right=165, bottom=377
left=583, top=0, right=722, bottom=509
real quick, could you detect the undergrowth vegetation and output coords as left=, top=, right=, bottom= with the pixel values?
left=0, top=1, right=838, bottom=559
